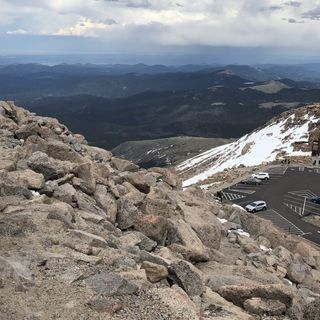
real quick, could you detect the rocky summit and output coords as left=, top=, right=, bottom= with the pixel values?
left=0, top=101, right=320, bottom=320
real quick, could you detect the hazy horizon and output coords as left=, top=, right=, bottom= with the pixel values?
left=2, top=51, right=320, bottom=66
left=1, top=1, right=320, bottom=65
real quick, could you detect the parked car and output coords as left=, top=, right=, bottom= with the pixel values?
left=241, top=177, right=262, bottom=185
left=311, top=196, right=320, bottom=204
left=245, top=201, right=267, bottom=213
left=252, top=172, right=270, bottom=180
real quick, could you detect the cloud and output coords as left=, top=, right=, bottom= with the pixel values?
left=302, top=6, right=320, bottom=20
left=126, top=0, right=152, bottom=8
left=1, top=0, right=320, bottom=56
left=6, top=28, right=29, bottom=34
left=283, top=17, right=304, bottom=24
left=284, top=1, right=301, bottom=7
left=103, top=18, right=118, bottom=25
left=56, top=17, right=117, bottom=36
left=268, top=5, right=283, bottom=11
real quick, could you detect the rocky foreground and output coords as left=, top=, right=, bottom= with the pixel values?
left=0, top=101, right=319, bottom=320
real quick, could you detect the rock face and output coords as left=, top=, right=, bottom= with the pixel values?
left=0, top=101, right=319, bottom=320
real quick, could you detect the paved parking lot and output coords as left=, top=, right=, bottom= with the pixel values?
left=222, top=166, right=320, bottom=246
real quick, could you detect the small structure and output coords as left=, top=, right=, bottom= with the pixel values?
left=311, top=140, right=320, bottom=157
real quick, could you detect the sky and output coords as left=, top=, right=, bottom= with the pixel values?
left=1, top=0, right=320, bottom=64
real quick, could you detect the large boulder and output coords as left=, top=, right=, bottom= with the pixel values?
left=124, top=171, right=157, bottom=193
left=134, top=215, right=168, bottom=244
left=202, top=288, right=253, bottom=320
left=287, top=259, right=312, bottom=284
left=149, top=167, right=182, bottom=189
left=46, top=140, right=84, bottom=163
left=147, top=287, right=200, bottom=319
left=94, top=184, right=117, bottom=223
left=74, top=162, right=96, bottom=195
left=197, top=261, right=282, bottom=291
left=85, top=271, right=139, bottom=296
left=273, top=245, right=293, bottom=268
left=218, top=284, right=296, bottom=308
left=5, top=169, right=45, bottom=190
left=179, top=201, right=221, bottom=250
left=116, top=198, right=140, bottom=230
left=294, top=242, right=320, bottom=270
left=92, top=162, right=112, bottom=185
left=141, top=261, right=168, bottom=283
left=168, top=219, right=209, bottom=262
left=68, top=230, right=108, bottom=248
left=169, top=260, right=204, bottom=297
left=111, top=157, right=139, bottom=172
left=53, top=183, right=77, bottom=206
left=27, top=151, right=74, bottom=180
left=83, top=145, right=112, bottom=162
left=243, top=297, right=286, bottom=316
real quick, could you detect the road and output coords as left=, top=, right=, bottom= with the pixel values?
left=222, top=166, right=320, bottom=246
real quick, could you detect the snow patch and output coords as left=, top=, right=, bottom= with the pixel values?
left=31, top=190, right=40, bottom=197
left=229, top=229, right=250, bottom=238
left=260, top=245, right=272, bottom=252
left=232, top=204, right=246, bottom=211
left=218, top=218, right=228, bottom=224
left=179, top=112, right=319, bottom=187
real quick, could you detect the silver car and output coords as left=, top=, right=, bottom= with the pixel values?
left=245, top=201, right=267, bottom=213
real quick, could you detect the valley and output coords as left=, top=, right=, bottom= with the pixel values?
left=2, top=63, right=320, bottom=153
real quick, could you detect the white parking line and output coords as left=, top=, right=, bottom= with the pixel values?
left=222, top=192, right=245, bottom=201
left=266, top=167, right=288, bottom=175
left=234, top=184, right=262, bottom=189
left=283, top=202, right=302, bottom=216
left=228, top=188, right=256, bottom=195
left=283, top=199, right=320, bottom=216
left=258, top=209, right=304, bottom=235
left=288, top=190, right=317, bottom=198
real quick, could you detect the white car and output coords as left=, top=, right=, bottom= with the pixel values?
left=245, top=201, right=267, bottom=213
left=252, top=172, right=270, bottom=180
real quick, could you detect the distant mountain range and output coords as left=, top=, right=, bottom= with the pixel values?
left=1, top=63, right=320, bottom=150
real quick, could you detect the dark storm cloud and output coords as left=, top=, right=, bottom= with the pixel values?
left=284, top=17, right=304, bottom=24
left=284, top=1, right=302, bottom=7
left=302, top=6, right=320, bottom=20
left=261, top=5, right=283, bottom=12
left=126, top=0, right=152, bottom=8
left=103, top=18, right=118, bottom=25
left=98, top=0, right=151, bottom=7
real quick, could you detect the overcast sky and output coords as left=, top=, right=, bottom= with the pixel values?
left=1, top=0, right=320, bottom=63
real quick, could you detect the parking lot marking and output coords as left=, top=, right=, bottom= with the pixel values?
left=228, top=188, right=256, bottom=194
left=222, top=166, right=320, bottom=246
left=234, top=184, right=262, bottom=190
left=288, top=190, right=317, bottom=198
left=283, top=198, right=320, bottom=216
left=299, top=167, right=305, bottom=172
left=283, top=202, right=303, bottom=216
left=266, top=167, right=288, bottom=175
left=257, top=209, right=304, bottom=235
left=222, top=192, right=246, bottom=201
